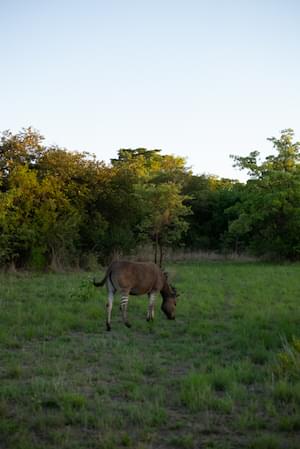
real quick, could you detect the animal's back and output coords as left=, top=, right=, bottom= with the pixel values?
left=109, top=261, right=163, bottom=295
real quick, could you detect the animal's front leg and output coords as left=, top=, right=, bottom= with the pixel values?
left=147, top=293, right=156, bottom=321
left=120, top=293, right=131, bottom=328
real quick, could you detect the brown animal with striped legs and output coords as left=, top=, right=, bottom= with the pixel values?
left=93, top=260, right=178, bottom=331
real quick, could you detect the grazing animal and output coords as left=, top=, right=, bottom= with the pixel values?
left=93, top=260, right=178, bottom=331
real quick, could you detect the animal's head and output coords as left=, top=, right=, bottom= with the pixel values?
left=161, top=284, right=178, bottom=320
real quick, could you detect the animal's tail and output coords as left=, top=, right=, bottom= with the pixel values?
left=93, top=272, right=108, bottom=287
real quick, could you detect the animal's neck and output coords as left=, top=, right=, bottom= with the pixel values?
left=161, top=281, right=172, bottom=300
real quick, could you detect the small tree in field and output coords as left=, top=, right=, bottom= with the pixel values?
left=110, top=148, right=191, bottom=264
left=136, top=182, right=190, bottom=266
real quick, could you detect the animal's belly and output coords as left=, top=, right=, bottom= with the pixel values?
left=130, top=286, right=150, bottom=296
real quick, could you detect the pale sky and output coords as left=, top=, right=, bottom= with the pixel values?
left=1, top=0, right=299, bottom=180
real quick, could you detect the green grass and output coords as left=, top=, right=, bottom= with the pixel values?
left=0, top=263, right=300, bottom=448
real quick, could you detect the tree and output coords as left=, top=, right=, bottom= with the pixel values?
left=0, top=166, right=40, bottom=269
left=0, top=130, right=110, bottom=269
left=136, top=182, right=190, bottom=265
left=33, top=175, right=81, bottom=270
left=182, top=175, right=241, bottom=251
left=228, top=129, right=300, bottom=259
left=37, top=146, right=111, bottom=264
left=111, top=148, right=191, bottom=264
left=111, top=148, right=188, bottom=182
left=0, top=128, right=45, bottom=192
left=0, top=163, right=83, bottom=270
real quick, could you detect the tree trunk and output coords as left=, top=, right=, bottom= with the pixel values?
left=154, top=233, right=158, bottom=265
left=159, top=243, right=164, bottom=268
left=7, top=260, right=17, bottom=273
left=49, top=245, right=61, bottom=272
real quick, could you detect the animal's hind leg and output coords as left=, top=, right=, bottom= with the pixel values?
left=147, top=293, right=156, bottom=321
left=120, top=292, right=131, bottom=328
left=106, top=290, right=114, bottom=331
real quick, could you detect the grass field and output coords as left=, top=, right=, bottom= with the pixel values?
left=0, top=263, right=300, bottom=449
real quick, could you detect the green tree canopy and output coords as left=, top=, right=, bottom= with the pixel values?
left=228, top=129, right=300, bottom=258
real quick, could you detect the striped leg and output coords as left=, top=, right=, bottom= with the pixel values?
left=120, top=293, right=131, bottom=328
left=147, top=292, right=156, bottom=321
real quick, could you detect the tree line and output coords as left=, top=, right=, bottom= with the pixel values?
left=1, top=127, right=300, bottom=270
